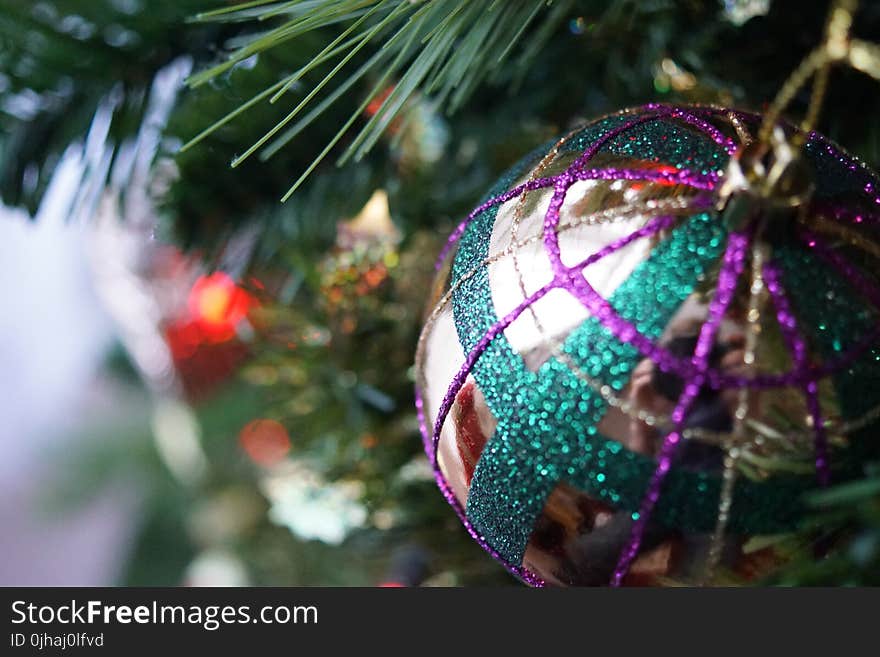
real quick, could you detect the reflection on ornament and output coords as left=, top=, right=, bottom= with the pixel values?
left=415, top=104, right=880, bottom=586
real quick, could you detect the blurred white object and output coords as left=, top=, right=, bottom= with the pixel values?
left=0, top=178, right=130, bottom=585
left=184, top=549, right=250, bottom=587
left=0, top=59, right=196, bottom=585
left=722, top=0, right=771, bottom=25
left=262, top=461, right=367, bottom=545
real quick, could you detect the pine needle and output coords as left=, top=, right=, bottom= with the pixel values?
left=186, top=0, right=565, bottom=200
left=230, top=1, right=410, bottom=168
left=269, top=0, right=391, bottom=103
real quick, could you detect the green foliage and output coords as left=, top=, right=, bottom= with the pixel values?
left=164, top=36, right=385, bottom=252
left=184, top=0, right=575, bottom=199
left=0, top=0, right=217, bottom=214
left=6, top=0, right=880, bottom=586
left=172, top=0, right=880, bottom=257
left=767, top=464, right=880, bottom=585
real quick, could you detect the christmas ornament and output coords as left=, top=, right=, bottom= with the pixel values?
left=319, top=189, right=400, bottom=335
left=414, top=103, right=880, bottom=586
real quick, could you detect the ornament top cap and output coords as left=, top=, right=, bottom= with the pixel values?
left=719, top=125, right=815, bottom=209
left=716, top=125, right=815, bottom=232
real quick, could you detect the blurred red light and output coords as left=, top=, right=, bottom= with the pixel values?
left=239, top=419, right=291, bottom=467
left=188, top=272, right=256, bottom=343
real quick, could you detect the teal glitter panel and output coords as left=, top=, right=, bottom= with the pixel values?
left=423, top=104, right=880, bottom=579
left=776, top=246, right=880, bottom=454
left=463, top=213, right=728, bottom=562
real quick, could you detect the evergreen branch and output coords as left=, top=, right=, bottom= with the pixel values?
left=229, top=0, right=408, bottom=168
left=279, top=0, right=430, bottom=201
left=194, top=0, right=285, bottom=21
left=0, top=0, right=215, bottom=215
left=259, top=39, right=394, bottom=161
left=187, top=5, right=375, bottom=86
left=268, top=2, right=390, bottom=103
left=187, top=0, right=565, bottom=201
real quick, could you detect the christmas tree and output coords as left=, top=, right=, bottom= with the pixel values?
left=1, top=0, right=878, bottom=585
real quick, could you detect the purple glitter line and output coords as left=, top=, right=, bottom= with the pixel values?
left=763, top=262, right=831, bottom=487
left=431, top=211, right=681, bottom=463
left=669, top=108, right=738, bottom=154
left=571, top=111, right=672, bottom=173
left=414, top=388, right=545, bottom=586
left=435, top=103, right=731, bottom=274
left=544, top=174, right=576, bottom=276
left=430, top=283, right=554, bottom=462
left=539, top=160, right=722, bottom=390
left=574, top=166, right=717, bottom=190
left=812, top=202, right=880, bottom=227
left=434, top=175, right=561, bottom=271
left=423, top=209, right=682, bottom=584
left=433, top=165, right=715, bottom=273
left=540, top=167, right=710, bottom=383
left=611, top=230, right=750, bottom=586
left=436, top=110, right=671, bottom=273
left=801, top=231, right=880, bottom=311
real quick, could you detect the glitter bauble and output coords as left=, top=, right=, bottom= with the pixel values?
left=414, top=104, right=880, bottom=586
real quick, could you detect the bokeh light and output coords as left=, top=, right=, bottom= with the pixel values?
left=239, top=419, right=291, bottom=467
